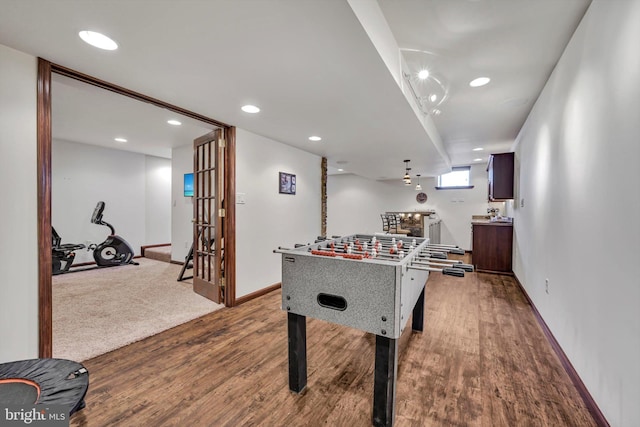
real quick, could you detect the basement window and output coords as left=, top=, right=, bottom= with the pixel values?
left=435, top=166, right=474, bottom=190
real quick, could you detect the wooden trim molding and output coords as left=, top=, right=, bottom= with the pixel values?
left=321, top=157, right=327, bottom=237
left=37, top=58, right=53, bottom=358
left=513, top=274, right=610, bottom=427
left=51, top=63, right=229, bottom=129
left=224, top=127, right=236, bottom=307
left=235, top=283, right=281, bottom=306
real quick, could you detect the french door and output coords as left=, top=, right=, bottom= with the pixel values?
left=193, top=130, right=225, bottom=303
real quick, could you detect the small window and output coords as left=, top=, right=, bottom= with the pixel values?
left=436, top=166, right=474, bottom=190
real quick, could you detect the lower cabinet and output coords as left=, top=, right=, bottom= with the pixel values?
left=471, top=223, right=513, bottom=273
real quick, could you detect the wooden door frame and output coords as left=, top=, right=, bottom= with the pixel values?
left=36, top=58, right=236, bottom=357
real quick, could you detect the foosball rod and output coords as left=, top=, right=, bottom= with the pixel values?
left=340, top=236, right=459, bottom=252
left=407, top=264, right=465, bottom=277
left=426, top=243, right=461, bottom=249
left=413, top=255, right=463, bottom=264
left=323, top=243, right=451, bottom=260
left=326, top=247, right=406, bottom=261
left=426, top=246, right=465, bottom=255
left=326, top=240, right=418, bottom=250
left=326, top=248, right=463, bottom=268
left=412, top=259, right=474, bottom=272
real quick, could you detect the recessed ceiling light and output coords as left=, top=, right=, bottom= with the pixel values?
left=167, top=119, right=182, bottom=126
left=429, top=94, right=437, bottom=103
left=431, top=109, right=441, bottom=116
left=469, top=77, right=490, bottom=87
left=241, top=105, right=260, bottom=113
left=338, top=168, right=344, bottom=172
left=114, top=137, right=127, bottom=143
left=78, top=30, right=118, bottom=50
left=418, top=69, right=430, bottom=80
left=474, top=158, right=484, bottom=162
left=308, top=136, right=322, bottom=141
left=472, top=147, right=484, bottom=151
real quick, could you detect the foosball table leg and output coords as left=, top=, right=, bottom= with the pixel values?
left=287, top=312, right=307, bottom=393
left=372, top=335, right=398, bottom=427
left=411, top=285, right=426, bottom=332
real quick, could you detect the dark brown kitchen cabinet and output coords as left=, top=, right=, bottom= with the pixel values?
left=487, top=152, right=514, bottom=201
left=472, top=222, right=513, bottom=274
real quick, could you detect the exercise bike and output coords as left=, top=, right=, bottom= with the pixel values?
left=52, top=201, right=138, bottom=275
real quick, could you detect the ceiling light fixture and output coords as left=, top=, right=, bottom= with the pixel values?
left=241, top=105, right=260, bottom=113
left=415, top=174, right=422, bottom=191
left=472, top=147, right=484, bottom=151
left=400, top=48, right=450, bottom=117
left=474, top=158, right=483, bottom=162
left=167, top=119, right=182, bottom=126
left=308, top=136, right=322, bottom=141
left=403, top=160, right=412, bottom=185
left=114, top=137, right=127, bottom=143
left=78, top=30, right=118, bottom=50
left=469, top=77, right=491, bottom=87
left=338, top=168, right=344, bottom=172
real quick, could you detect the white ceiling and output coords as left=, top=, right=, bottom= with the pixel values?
left=0, top=0, right=591, bottom=180
left=52, top=74, right=216, bottom=159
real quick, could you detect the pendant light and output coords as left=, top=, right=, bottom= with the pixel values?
left=415, top=174, right=422, bottom=191
left=403, top=160, right=412, bottom=185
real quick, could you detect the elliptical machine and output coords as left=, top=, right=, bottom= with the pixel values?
left=51, top=201, right=138, bottom=275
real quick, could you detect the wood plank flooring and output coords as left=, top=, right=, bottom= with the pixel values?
left=70, top=257, right=597, bottom=427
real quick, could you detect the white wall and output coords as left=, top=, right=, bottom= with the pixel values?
left=170, top=143, right=194, bottom=263
left=52, top=139, right=171, bottom=263
left=145, top=156, right=172, bottom=245
left=512, top=1, right=640, bottom=425
left=236, top=128, right=321, bottom=298
left=328, top=164, right=503, bottom=250
left=0, top=45, right=38, bottom=362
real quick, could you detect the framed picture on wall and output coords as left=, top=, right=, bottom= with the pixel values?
left=279, top=172, right=296, bottom=195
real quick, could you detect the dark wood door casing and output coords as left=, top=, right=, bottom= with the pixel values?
left=36, top=58, right=236, bottom=357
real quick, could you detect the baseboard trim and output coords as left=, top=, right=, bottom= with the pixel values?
left=235, top=283, right=281, bottom=306
left=513, top=274, right=609, bottom=427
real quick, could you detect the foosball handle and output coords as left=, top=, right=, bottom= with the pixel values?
left=442, top=267, right=465, bottom=277
left=449, top=248, right=466, bottom=255
left=457, top=263, right=474, bottom=272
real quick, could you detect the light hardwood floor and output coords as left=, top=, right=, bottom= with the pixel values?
left=70, top=257, right=597, bottom=426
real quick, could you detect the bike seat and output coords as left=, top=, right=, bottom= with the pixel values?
left=58, top=243, right=86, bottom=251
left=52, top=227, right=85, bottom=251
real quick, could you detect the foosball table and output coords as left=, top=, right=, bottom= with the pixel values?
left=275, top=233, right=470, bottom=426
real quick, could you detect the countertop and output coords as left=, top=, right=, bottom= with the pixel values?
left=471, top=219, right=513, bottom=227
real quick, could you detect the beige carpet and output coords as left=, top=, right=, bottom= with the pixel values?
left=53, top=257, right=222, bottom=362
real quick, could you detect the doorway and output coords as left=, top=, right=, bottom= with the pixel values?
left=37, top=59, right=236, bottom=358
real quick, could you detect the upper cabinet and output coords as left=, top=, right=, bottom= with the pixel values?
left=487, top=152, right=514, bottom=201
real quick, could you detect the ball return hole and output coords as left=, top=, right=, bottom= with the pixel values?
left=317, top=293, right=347, bottom=311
